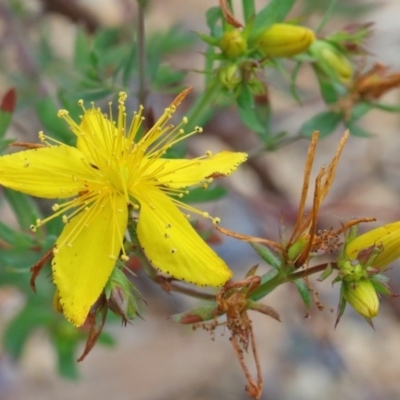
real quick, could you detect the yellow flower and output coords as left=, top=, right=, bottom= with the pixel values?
left=255, top=23, right=315, bottom=58
left=342, top=279, right=379, bottom=319
left=0, top=90, right=247, bottom=326
left=345, top=221, right=400, bottom=269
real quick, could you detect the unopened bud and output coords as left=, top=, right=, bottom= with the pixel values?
left=287, top=236, right=308, bottom=262
left=218, top=64, right=242, bottom=89
left=342, top=279, right=379, bottom=319
left=220, top=30, right=248, bottom=59
left=309, top=40, right=353, bottom=82
left=256, top=23, right=315, bottom=57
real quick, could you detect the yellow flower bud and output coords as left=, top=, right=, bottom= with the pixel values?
left=309, top=40, right=353, bottom=82
left=255, top=23, right=315, bottom=57
left=220, top=30, right=248, bottom=59
left=342, top=279, right=379, bottom=319
left=345, top=221, right=400, bottom=270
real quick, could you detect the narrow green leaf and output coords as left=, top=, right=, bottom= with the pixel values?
left=0, top=89, right=16, bottom=138
left=3, top=188, right=42, bottom=229
left=36, top=97, right=74, bottom=145
left=368, top=101, right=400, bottom=113
left=350, top=102, right=372, bottom=121
left=0, top=138, right=14, bottom=154
left=54, top=336, right=79, bottom=379
left=300, top=110, right=342, bottom=138
left=206, top=6, right=223, bottom=31
left=0, top=221, right=35, bottom=248
left=345, top=121, right=373, bottom=137
left=182, top=186, right=227, bottom=203
left=238, top=106, right=266, bottom=134
left=250, top=0, right=296, bottom=40
left=293, top=278, right=311, bottom=309
left=172, top=303, right=219, bottom=324
left=122, top=43, right=137, bottom=87
left=74, top=27, right=92, bottom=70
left=251, top=243, right=280, bottom=269
left=4, top=304, right=53, bottom=359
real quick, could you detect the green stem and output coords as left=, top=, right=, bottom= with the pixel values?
left=242, top=0, right=255, bottom=24
left=136, top=0, right=149, bottom=108
left=250, top=263, right=332, bottom=302
left=316, top=0, right=338, bottom=33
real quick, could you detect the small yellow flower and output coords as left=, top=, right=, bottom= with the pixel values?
left=309, top=40, right=353, bottom=82
left=342, top=279, right=379, bottom=319
left=345, top=221, right=400, bottom=269
left=0, top=89, right=247, bottom=326
left=255, top=23, right=315, bottom=57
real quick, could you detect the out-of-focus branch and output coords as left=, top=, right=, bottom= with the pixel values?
left=39, top=0, right=100, bottom=32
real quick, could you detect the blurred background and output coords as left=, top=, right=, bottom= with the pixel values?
left=1, top=0, right=400, bottom=399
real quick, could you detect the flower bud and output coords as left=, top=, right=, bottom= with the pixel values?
left=339, top=260, right=368, bottom=282
left=287, top=236, right=308, bottom=262
left=309, top=40, right=353, bottom=82
left=219, top=30, right=248, bottom=59
left=105, top=267, right=140, bottom=323
left=345, top=221, right=400, bottom=270
left=342, top=279, right=379, bottom=319
left=255, top=23, right=315, bottom=57
left=218, top=64, right=242, bottom=89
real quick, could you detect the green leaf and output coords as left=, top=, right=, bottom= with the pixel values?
left=36, top=97, right=74, bottom=145
left=236, top=85, right=254, bottom=109
left=53, top=335, right=79, bottom=379
left=368, top=101, right=400, bottom=113
left=0, top=221, right=35, bottom=248
left=62, top=88, right=113, bottom=103
left=0, top=89, right=16, bottom=138
left=250, top=0, right=296, bottom=40
left=350, top=102, right=372, bottom=121
left=238, top=106, right=266, bottom=134
left=182, top=186, right=227, bottom=203
left=316, top=75, right=341, bottom=104
left=300, top=110, right=342, bottom=138
left=4, top=304, right=53, bottom=359
left=0, top=138, right=14, bottom=154
left=249, top=269, right=279, bottom=301
left=172, top=303, right=219, bottom=324
left=250, top=242, right=280, bottom=269
left=74, top=27, right=92, bottom=71
left=345, top=121, right=373, bottom=137
left=122, top=44, right=137, bottom=87
left=293, top=278, right=311, bottom=309
left=206, top=6, right=223, bottom=31
left=3, top=188, right=41, bottom=229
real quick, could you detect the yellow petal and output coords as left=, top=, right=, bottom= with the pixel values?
left=144, top=151, right=247, bottom=188
left=76, top=109, right=117, bottom=163
left=52, top=193, right=128, bottom=326
left=0, top=145, right=100, bottom=199
left=346, top=221, right=400, bottom=269
left=135, top=187, right=232, bottom=286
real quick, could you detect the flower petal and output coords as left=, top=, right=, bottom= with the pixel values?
left=135, top=187, right=232, bottom=286
left=77, top=109, right=118, bottom=164
left=0, top=145, right=100, bottom=198
left=52, top=193, right=128, bottom=326
left=144, top=151, right=247, bottom=188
